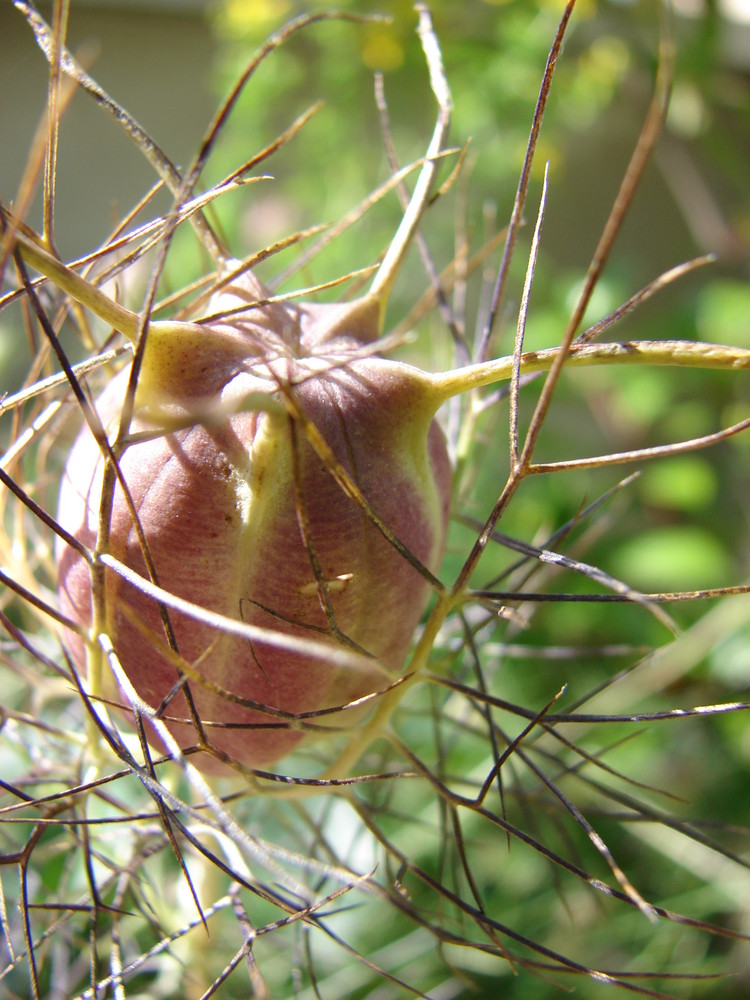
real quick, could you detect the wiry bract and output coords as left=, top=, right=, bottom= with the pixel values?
left=1, top=2, right=749, bottom=999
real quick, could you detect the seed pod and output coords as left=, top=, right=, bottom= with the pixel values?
left=57, top=268, right=452, bottom=771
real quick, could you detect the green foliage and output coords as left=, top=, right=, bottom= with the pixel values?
left=1, top=1, right=749, bottom=998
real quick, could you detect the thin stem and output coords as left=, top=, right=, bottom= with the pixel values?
left=429, top=339, right=750, bottom=405
left=477, top=0, right=576, bottom=362
left=528, top=415, right=750, bottom=474
left=367, top=4, right=452, bottom=324
left=510, top=164, right=548, bottom=469
left=516, top=20, right=674, bottom=475
left=14, top=0, right=226, bottom=261
left=42, top=0, right=69, bottom=249
left=10, top=228, right=141, bottom=340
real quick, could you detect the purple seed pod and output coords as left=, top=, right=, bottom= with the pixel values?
left=57, top=269, right=452, bottom=771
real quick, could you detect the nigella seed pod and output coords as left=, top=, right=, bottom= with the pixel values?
left=57, top=269, right=452, bottom=771
left=29, top=2, right=459, bottom=775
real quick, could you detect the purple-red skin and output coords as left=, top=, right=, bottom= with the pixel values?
left=57, top=271, right=451, bottom=772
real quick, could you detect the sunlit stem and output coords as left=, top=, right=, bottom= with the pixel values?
left=510, top=163, right=549, bottom=468
left=13, top=227, right=206, bottom=346
left=43, top=0, right=69, bottom=248
left=428, top=340, right=750, bottom=409
left=82, top=634, right=106, bottom=765
left=15, top=224, right=750, bottom=408
left=367, top=4, right=452, bottom=328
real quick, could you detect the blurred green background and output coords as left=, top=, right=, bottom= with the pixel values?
left=2, top=0, right=748, bottom=599
left=1, top=0, right=749, bottom=997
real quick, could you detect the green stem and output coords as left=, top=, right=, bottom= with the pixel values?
left=429, top=340, right=750, bottom=407
left=15, top=230, right=139, bottom=339
left=14, top=228, right=204, bottom=346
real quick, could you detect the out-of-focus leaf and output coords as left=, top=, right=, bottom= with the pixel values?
left=638, top=455, right=718, bottom=511
left=610, top=524, right=733, bottom=590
